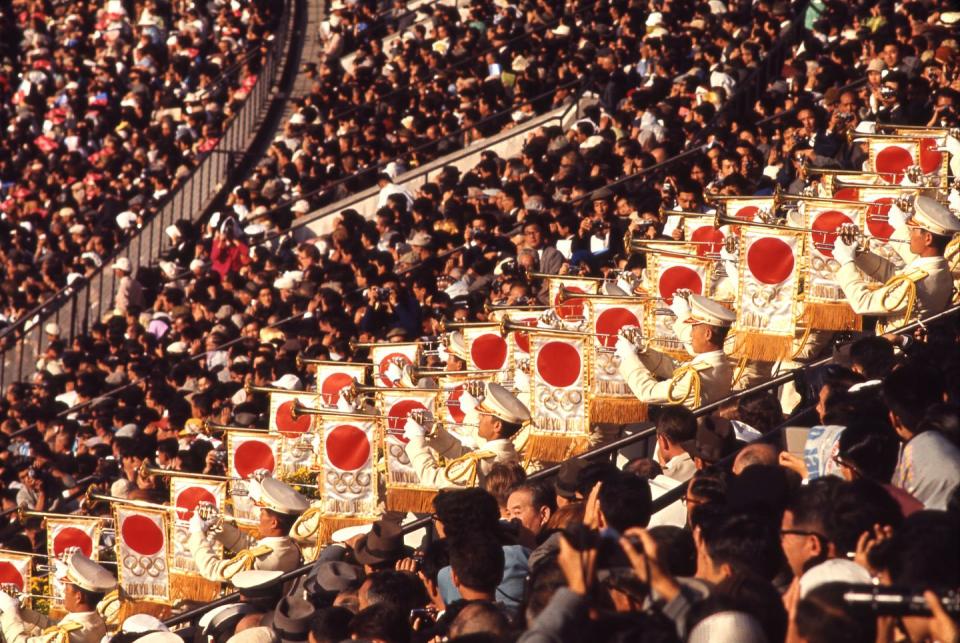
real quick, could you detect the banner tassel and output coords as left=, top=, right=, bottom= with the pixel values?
left=386, top=488, right=437, bottom=513
left=170, top=573, right=222, bottom=603
left=116, top=600, right=171, bottom=623
left=802, top=302, right=862, bottom=331
left=523, top=434, right=591, bottom=464
left=589, top=397, right=648, bottom=424
left=733, top=333, right=795, bottom=362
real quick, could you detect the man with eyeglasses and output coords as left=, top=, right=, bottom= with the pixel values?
left=833, top=196, right=960, bottom=333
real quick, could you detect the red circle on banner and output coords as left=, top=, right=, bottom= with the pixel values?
left=53, top=528, right=93, bottom=557
left=121, top=514, right=164, bottom=556
left=867, top=197, right=895, bottom=240
left=0, top=563, right=24, bottom=590
left=175, top=487, right=218, bottom=521
left=920, top=138, right=942, bottom=174
left=747, top=237, right=795, bottom=284
left=536, top=341, right=581, bottom=388
left=595, top=308, right=641, bottom=348
left=690, top=226, right=725, bottom=257
left=447, top=385, right=466, bottom=423
left=811, top=210, right=854, bottom=258
left=875, top=146, right=913, bottom=183
left=471, top=333, right=507, bottom=370
left=554, top=286, right=586, bottom=320
left=658, top=266, right=703, bottom=304
left=276, top=400, right=311, bottom=436
left=834, top=188, right=859, bottom=201
left=378, top=352, right=414, bottom=387
left=513, top=318, right=538, bottom=354
left=326, top=425, right=371, bottom=471
left=321, top=373, right=355, bottom=406
left=387, top=399, right=428, bottom=441
left=234, top=440, right=276, bottom=478
left=733, top=205, right=759, bottom=221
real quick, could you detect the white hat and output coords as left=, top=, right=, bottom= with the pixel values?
left=685, top=294, right=736, bottom=328
left=291, top=199, right=310, bottom=214
left=136, top=633, right=181, bottom=643
left=63, top=552, right=117, bottom=593
left=289, top=112, right=305, bottom=125
left=270, top=373, right=302, bottom=390
left=688, top=612, right=766, bottom=643
left=408, top=232, right=432, bottom=247
left=166, top=341, right=187, bottom=354
left=645, top=11, right=664, bottom=26
left=476, top=382, right=530, bottom=424
left=115, top=423, right=138, bottom=438
left=44, top=322, right=61, bottom=336
left=230, top=569, right=284, bottom=591
left=226, top=627, right=278, bottom=643
left=708, top=0, right=727, bottom=14
left=255, top=478, right=310, bottom=515
left=189, top=259, right=206, bottom=272
left=550, top=24, right=571, bottom=36
left=909, top=195, right=960, bottom=236
left=273, top=276, right=296, bottom=290
left=580, top=135, right=605, bottom=150
left=159, top=260, right=178, bottom=278
left=511, top=55, right=530, bottom=72
left=165, top=224, right=182, bottom=241
left=116, top=211, right=137, bottom=230
left=799, top=559, right=872, bottom=598
left=69, top=223, right=86, bottom=235
left=445, top=331, right=470, bottom=361
left=112, top=257, right=132, bottom=273
left=122, top=614, right=169, bottom=633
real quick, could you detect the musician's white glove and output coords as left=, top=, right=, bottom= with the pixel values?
left=615, top=334, right=638, bottom=361
left=513, top=368, right=530, bottom=393
left=669, top=291, right=691, bottom=320
left=403, top=417, right=426, bottom=441
left=247, top=480, right=263, bottom=503
left=0, top=590, right=19, bottom=614
left=459, top=391, right=479, bottom=416
left=189, top=510, right=208, bottom=535
left=335, top=390, right=357, bottom=412
left=52, top=558, right=70, bottom=581
left=383, top=361, right=403, bottom=385
left=833, top=236, right=858, bottom=266
left=887, top=202, right=909, bottom=229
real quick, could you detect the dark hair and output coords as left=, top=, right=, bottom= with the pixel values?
left=686, top=466, right=728, bottom=506
left=647, top=526, right=696, bottom=577
left=714, top=573, right=788, bottom=643
left=700, top=512, right=784, bottom=581
left=880, top=511, right=960, bottom=588
left=309, top=606, right=353, bottom=643
left=448, top=601, right=511, bottom=639
left=449, top=537, right=504, bottom=595
left=836, top=418, right=899, bottom=482
left=433, top=488, right=500, bottom=542
left=736, top=393, right=783, bottom=434
left=509, top=481, right=557, bottom=514
left=823, top=479, right=902, bottom=558
left=598, top=472, right=652, bottom=531
left=796, top=583, right=876, bottom=643
left=348, top=604, right=410, bottom=643
left=656, top=406, right=697, bottom=445
left=482, top=462, right=526, bottom=509
left=849, top=336, right=896, bottom=379
left=362, top=571, right=429, bottom=614
left=786, top=477, right=838, bottom=534
left=883, top=362, right=944, bottom=434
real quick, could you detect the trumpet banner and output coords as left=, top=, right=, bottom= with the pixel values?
left=0, top=552, right=32, bottom=609
left=370, top=344, right=419, bottom=388
left=316, top=362, right=369, bottom=406
left=114, top=506, right=170, bottom=604
left=500, top=315, right=539, bottom=390
left=644, top=254, right=711, bottom=361
left=682, top=220, right=725, bottom=258
left=866, top=137, right=947, bottom=184
left=734, top=229, right=802, bottom=361
left=835, top=186, right=919, bottom=269
left=316, top=417, right=380, bottom=533
left=228, top=431, right=280, bottom=523
left=268, top=391, right=320, bottom=473
left=461, top=326, right=511, bottom=384
left=587, top=299, right=648, bottom=424
left=529, top=334, right=590, bottom=462
left=378, top=389, right=439, bottom=512
left=169, top=479, right=226, bottom=602
left=440, top=377, right=480, bottom=445
left=46, top=517, right=102, bottom=609
left=722, top=197, right=776, bottom=225
left=546, top=276, right=598, bottom=322
left=800, top=200, right=868, bottom=330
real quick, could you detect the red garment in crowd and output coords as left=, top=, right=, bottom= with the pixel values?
left=211, top=237, right=249, bottom=277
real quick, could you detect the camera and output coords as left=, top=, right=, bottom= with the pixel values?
left=843, top=585, right=960, bottom=616
left=880, top=85, right=897, bottom=100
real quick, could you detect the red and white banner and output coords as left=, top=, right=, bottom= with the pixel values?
left=547, top=276, right=599, bottom=322
left=378, top=389, right=438, bottom=490
left=461, top=326, right=510, bottom=383
left=439, top=379, right=479, bottom=444
left=114, top=506, right=170, bottom=603
left=370, top=344, right=420, bottom=388
left=588, top=299, right=644, bottom=396
left=644, top=254, right=711, bottom=357
left=801, top=199, right=869, bottom=303
left=268, top=392, right=320, bottom=473
left=722, top=197, right=776, bottom=225
left=682, top=221, right=725, bottom=258
left=734, top=229, right=802, bottom=360
left=317, top=418, right=379, bottom=519
left=46, top=517, right=102, bottom=607
left=228, top=431, right=280, bottom=522
left=0, top=552, right=31, bottom=607
left=530, top=335, right=589, bottom=434
left=315, top=362, right=369, bottom=407
left=170, top=479, right=226, bottom=574
left=866, top=138, right=946, bottom=184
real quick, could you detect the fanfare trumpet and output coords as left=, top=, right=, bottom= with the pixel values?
left=555, top=284, right=658, bottom=305
left=296, top=355, right=372, bottom=369
left=711, top=214, right=910, bottom=247
left=245, top=384, right=309, bottom=396
left=408, top=409, right=478, bottom=436
left=83, top=490, right=260, bottom=527
left=348, top=340, right=421, bottom=351
left=202, top=421, right=269, bottom=435
left=498, top=316, right=650, bottom=342
left=439, top=320, right=499, bottom=332
left=405, top=366, right=501, bottom=379
left=484, top=303, right=551, bottom=313
left=288, top=400, right=391, bottom=421
left=0, top=583, right=61, bottom=601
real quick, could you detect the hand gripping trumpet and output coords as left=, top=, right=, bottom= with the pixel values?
left=407, top=409, right=478, bottom=437
left=83, top=489, right=260, bottom=527
left=0, top=583, right=59, bottom=602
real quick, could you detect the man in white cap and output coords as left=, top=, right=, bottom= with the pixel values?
left=189, top=477, right=309, bottom=581
left=111, top=256, right=144, bottom=315
left=833, top=196, right=960, bottom=332
left=443, top=331, right=470, bottom=372
left=0, top=552, right=116, bottom=643
left=616, top=294, right=735, bottom=408
left=403, top=382, right=529, bottom=487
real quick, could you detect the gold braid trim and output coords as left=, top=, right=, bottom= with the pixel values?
left=666, top=364, right=702, bottom=406
left=40, top=622, right=82, bottom=643
left=221, top=544, right=274, bottom=580
left=443, top=450, right=496, bottom=486
left=290, top=506, right=323, bottom=541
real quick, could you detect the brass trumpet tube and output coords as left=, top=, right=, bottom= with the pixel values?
left=297, top=356, right=371, bottom=368
left=484, top=304, right=550, bottom=313
left=140, top=465, right=235, bottom=483
left=291, top=402, right=388, bottom=420
left=19, top=509, right=107, bottom=522
left=245, top=384, right=313, bottom=396
left=413, top=368, right=501, bottom=378
left=440, top=321, right=499, bottom=330
left=349, top=340, right=421, bottom=350
left=203, top=421, right=269, bottom=434
left=659, top=208, right=714, bottom=218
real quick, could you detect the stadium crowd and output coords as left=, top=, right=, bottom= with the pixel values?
left=0, top=0, right=959, bottom=641
left=0, top=0, right=281, bottom=342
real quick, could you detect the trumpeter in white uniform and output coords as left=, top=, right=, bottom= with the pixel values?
left=0, top=553, right=115, bottom=643
left=189, top=477, right=309, bottom=581
left=403, top=382, right=528, bottom=487
left=616, top=294, right=736, bottom=409
left=833, top=196, right=960, bottom=331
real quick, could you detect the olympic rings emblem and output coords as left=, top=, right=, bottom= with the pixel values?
left=123, top=554, right=167, bottom=577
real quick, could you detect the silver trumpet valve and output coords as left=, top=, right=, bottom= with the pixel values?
left=618, top=325, right=646, bottom=351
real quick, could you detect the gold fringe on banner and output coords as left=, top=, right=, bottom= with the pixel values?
left=802, top=302, right=862, bottom=331
left=117, top=600, right=171, bottom=623
left=523, top=434, right=591, bottom=464
left=589, top=397, right=648, bottom=424
left=386, top=488, right=437, bottom=513
left=170, top=573, right=222, bottom=603
left=733, top=333, right=795, bottom=362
